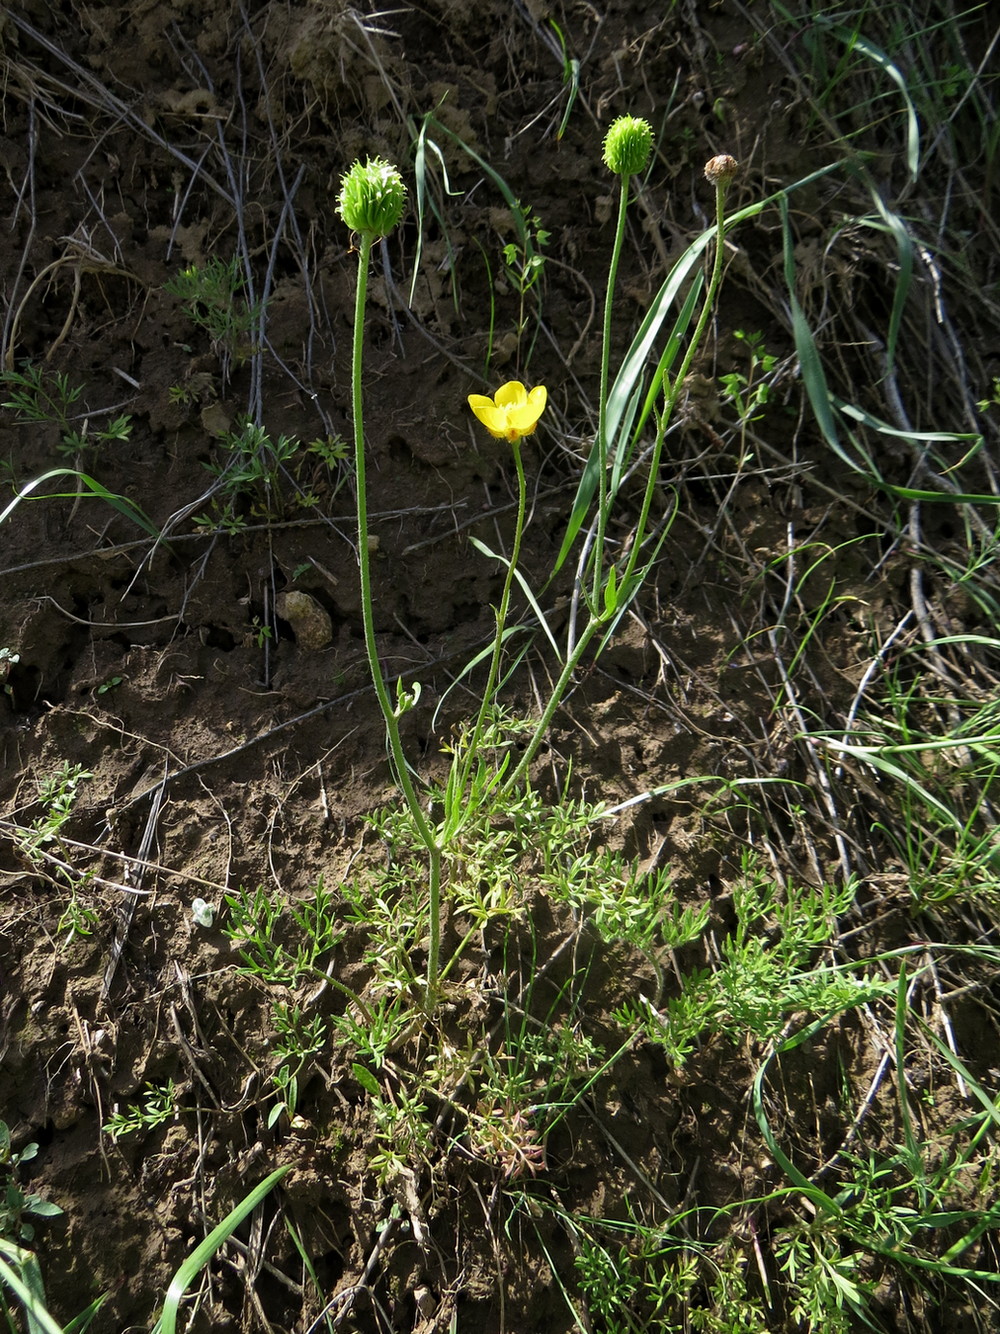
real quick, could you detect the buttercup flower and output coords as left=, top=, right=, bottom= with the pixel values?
left=337, top=157, right=407, bottom=237
left=468, top=381, right=547, bottom=444
left=602, top=115, right=654, bottom=177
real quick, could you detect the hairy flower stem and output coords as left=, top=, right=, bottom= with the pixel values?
left=350, top=233, right=442, bottom=995
left=593, top=179, right=631, bottom=607
left=506, top=176, right=732, bottom=792
left=619, top=171, right=731, bottom=596
left=459, top=440, right=527, bottom=794
left=504, top=618, right=602, bottom=794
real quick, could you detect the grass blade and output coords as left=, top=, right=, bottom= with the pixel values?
left=780, top=193, right=845, bottom=462
left=0, top=1241, right=64, bottom=1334
left=0, top=468, right=159, bottom=536
left=859, top=194, right=914, bottom=372
left=819, top=20, right=920, bottom=181
left=469, top=535, right=560, bottom=658
left=152, top=1165, right=291, bottom=1334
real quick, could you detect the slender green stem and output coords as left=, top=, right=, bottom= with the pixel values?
left=618, top=178, right=730, bottom=596
left=504, top=615, right=603, bottom=792
left=426, top=844, right=442, bottom=993
left=350, top=232, right=442, bottom=992
left=507, top=179, right=732, bottom=792
left=592, top=178, right=632, bottom=606
left=459, top=440, right=528, bottom=796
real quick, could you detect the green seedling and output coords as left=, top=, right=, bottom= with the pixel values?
left=103, top=1081, right=178, bottom=1140
left=8, top=763, right=101, bottom=945
left=0, top=1122, right=63, bottom=1244
left=618, top=853, right=887, bottom=1065
left=268, top=1003, right=327, bottom=1128
left=224, top=881, right=364, bottom=1121
left=718, top=328, right=778, bottom=424
left=364, top=1079, right=431, bottom=1185
left=534, top=1191, right=767, bottom=1333
left=248, top=617, right=273, bottom=647
left=196, top=418, right=346, bottom=532
left=0, top=364, right=132, bottom=457
left=501, top=202, right=550, bottom=369
left=224, top=880, right=344, bottom=988
left=163, top=256, right=264, bottom=377
left=196, top=417, right=297, bottom=530
left=55, top=880, right=99, bottom=944
left=14, top=762, right=92, bottom=865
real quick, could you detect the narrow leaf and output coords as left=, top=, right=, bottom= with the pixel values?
left=153, top=1165, right=291, bottom=1334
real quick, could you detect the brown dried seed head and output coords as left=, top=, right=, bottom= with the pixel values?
left=704, top=154, right=739, bottom=186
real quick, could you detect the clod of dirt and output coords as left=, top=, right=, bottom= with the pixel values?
left=275, top=590, right=333, bottom=649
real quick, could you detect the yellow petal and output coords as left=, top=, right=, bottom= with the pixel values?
left=506, top=404, right=539, bottom=431
left=503, top=385, right=547, bottom=437
left=494, top=380, right=528, bottom=408
left=526, top=385, right=547, bottom=416
left=467, top=395, right=507, bottom=438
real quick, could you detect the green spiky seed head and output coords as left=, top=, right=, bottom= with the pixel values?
left=337, top=157, right=407, bottom=237
left=602, top=115, right=654, bottom=177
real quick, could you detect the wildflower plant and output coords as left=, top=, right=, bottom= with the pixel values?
left=339, top=126, right=744, bottom=1000
left=593, top=116, right=654, bottom=587
left=500, top=203, right=550, bottom=367
left=338, top=157, right=446, bottom=995
left=494, top=138, right=742, bottom=788
left=0, top=1122, right=63, bottom=1243
left=463, top=381, right=545, bottom=804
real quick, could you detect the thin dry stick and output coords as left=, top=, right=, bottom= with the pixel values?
left=100, top=767, right=168, bottom=1003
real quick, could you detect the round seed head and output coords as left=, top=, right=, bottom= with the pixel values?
left=704, top=154, right=739, bottom=187
left=337, top=157, right=407, bottom=237
left=602, top=115, right=654, bottom=177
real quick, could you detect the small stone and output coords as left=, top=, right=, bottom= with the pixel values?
left=200, top=400, right=232, bottom=437
left=275, top=591, right=332, bottom=650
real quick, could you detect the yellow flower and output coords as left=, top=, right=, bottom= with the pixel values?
left=468, top=381, right=547, bottom=443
